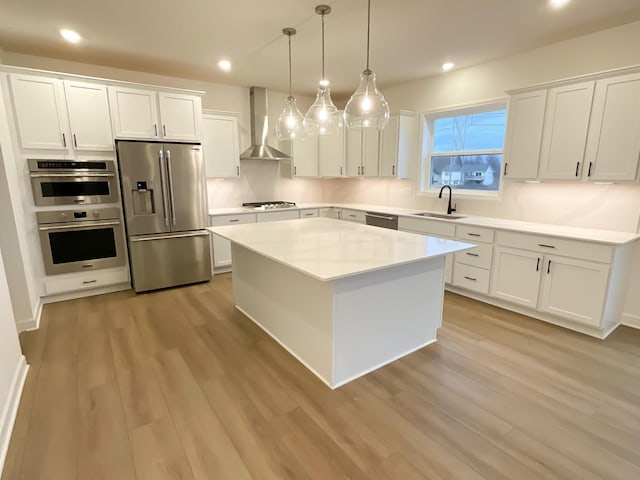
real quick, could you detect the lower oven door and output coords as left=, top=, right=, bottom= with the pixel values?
left=38, top=220, right=126, bottom=275
left=30, top=174, right=118, bottom=206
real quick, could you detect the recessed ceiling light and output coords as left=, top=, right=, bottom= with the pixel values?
left=217, top=59, right=231, bottom=72
left=549, top=0, right=570, bottom=9
left=442, top=62, right=455, bottom=72
left=60, top=29, right=81, bottom=44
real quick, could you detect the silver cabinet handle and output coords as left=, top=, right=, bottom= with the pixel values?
left=536, top=258, right=540, bottom=272
left=39, top=221, right=120, bottom=231
left=294, top=166, right=297, bottom=176
left=130, top=231, right=210, bottom=242
left=304, top=212, right=314, bottom=216
left=547, top=260, right=552, bottom=274
left=158, top=150, right=170, bottom=227
left=361, top=166, right=365, bottom=175
left=166, top=150, right=176, bottom=226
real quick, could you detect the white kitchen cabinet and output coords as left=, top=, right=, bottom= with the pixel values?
left=43, top=266, right=129, bottom=295
left=503, top=90, right=547, bottom=179
left=490, top=246, right=542, bottom=309
left=340, top=208, right=366, bottom=223
left=63, top=81, right=113, bottom=151
left=584, top=73, right=640, bottom=181
left=346, top=128, right=379, bottom=177
left=539, top=81, right=595, bottom=180
left=158, top=92, right=201, bottom=141
left=9, top=73, right=69, bottom=150
left=299, top=208, right=319, bottom=218
left=538, top=255, right=609, bottom=327
left=109, top=87, right=202, bottom=141
left=319, top=207, right=340, bottom=219
left=202, top=111, right=240, bottom=178
left=256, top=210, right=300, bottom=222
left=453, top=226, right=494, bottom=294
left=108, top=86, right=160, bottom=139
left=210, top=214, right=256, bottom=269
left=318, top=124, right=345, bottom=177
left=379, top=112, right=418, bottom=179
left=290, top=136, right=319, bottom=177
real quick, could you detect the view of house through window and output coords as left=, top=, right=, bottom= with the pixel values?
left=422, top=102, right=507, bottom=193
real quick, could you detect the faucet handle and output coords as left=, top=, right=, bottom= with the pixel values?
left=451, top=203, right=457, bottom=214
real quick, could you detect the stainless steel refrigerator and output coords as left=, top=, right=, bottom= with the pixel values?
left=116, top=141, right=212, bottom=292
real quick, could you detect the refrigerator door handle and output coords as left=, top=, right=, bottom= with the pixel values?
left=130, top=231, right=210, bottom=242
left=158, top=150, right=170, bottom=227
left=166, top=149, right=177, bottom=226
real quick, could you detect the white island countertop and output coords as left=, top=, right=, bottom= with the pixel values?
left=208, top=217, right=474, bottom=281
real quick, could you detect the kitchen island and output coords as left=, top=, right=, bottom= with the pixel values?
left=208, top=218, right=473, bottom=388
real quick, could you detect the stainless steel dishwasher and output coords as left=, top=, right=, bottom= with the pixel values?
left=365, top=212, right=398, bottom=230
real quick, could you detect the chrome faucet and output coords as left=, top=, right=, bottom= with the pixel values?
left=438, top=185, right=457, bottom=215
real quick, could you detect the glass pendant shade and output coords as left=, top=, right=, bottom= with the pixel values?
left=344, top=69, right=389, bottom=129
left=304, top=83, right=341, bottom=135
left=277, top=96, right=306, bottom=140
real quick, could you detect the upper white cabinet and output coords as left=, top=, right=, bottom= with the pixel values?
left=108, top=86, right=160, bottom=139
left=63, top=81, right=113, bottom=151
left=539, top=81, right=595, bottom=180
left=318, top=124, right=345, bottom=177
left=10, top=74, right=113, bottom=152
left=584, top=73, right=640, bottom=181
left=109, top=86, right=202, bottom=141
left=290, top=136, right=319, bottom=177
left=10, top=74, right=69, bottom=150
left=346, top=128, right=379, bottom=177
left=379, top=112, right=418, bottom=179
left=503, top=90, right=547, bottom=179
left=158, top=92, right=201, bottom=141
left=201, top=111, right=240, bottom=178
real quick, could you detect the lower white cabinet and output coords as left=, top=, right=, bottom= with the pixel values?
left=299, top=208, right=319, bottom=218
left=340, top=209, right=366, bottom=223
left=256, top=210, right=300, bottom=222
left=44, top=266, right=130, bottom=295
left=491, top=246, right=543, bottom=309
left=452, top=263, right=491, bottom=294
left=453, top=226, right=494, bottom=293
left=210, top=214, right=256, bottom=269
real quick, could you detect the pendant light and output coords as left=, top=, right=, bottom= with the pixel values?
left=344, top=0, right=389, bottom=130
left=276, top=28, right=306, bottom=140
left=304, top=5, right=341, bottom=135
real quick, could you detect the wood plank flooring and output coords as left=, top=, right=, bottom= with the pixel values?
left=3, top=273, right=640, bottom=480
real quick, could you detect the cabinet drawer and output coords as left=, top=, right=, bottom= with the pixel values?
left=341, top=209, right=366, bottom=223
left=452, top=263, right=490, bottom=294
left=44, top=267, right=130, bottom=295
left=399, top=217, right=456, bottom=237
left=456, top=225, right=495, bottom=243
left=454, top=243, right=493, bottom=269
left=210, top=213, right=256, bottom=226
left=299, top=208, right=319, bottom=218
left=257, top=210, right=300, bottom=222
left=495, top=230, right=612, bottom=263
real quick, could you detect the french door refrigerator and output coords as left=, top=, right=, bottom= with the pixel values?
left=116, top=141, right=212, bottom=292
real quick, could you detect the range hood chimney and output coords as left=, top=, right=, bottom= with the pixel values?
left=240, top=87, right=291, bottom=161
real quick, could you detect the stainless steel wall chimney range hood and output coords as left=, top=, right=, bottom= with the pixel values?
left=240, top=87, right=291, bottom=161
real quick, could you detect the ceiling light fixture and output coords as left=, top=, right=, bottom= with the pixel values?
left=442, top=62, right=455, bottom=72
left=304, top=5, right=340, bottom=135
left=344, top=0, right=389, bottom=130
left=549, top=0, right=570, bottom=9
left=60, top=29, right=81, bottom=44
left=276, top=28, right=306, bottom=140
left=217, top=59, right=231, bottom=71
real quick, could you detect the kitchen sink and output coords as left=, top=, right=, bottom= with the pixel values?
left=412, top=212, right=467, bottom=220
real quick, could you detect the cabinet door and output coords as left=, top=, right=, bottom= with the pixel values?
left=10, top=74, right=69, bottom=150
left=539, top=81, right=594, bottom=180
left=379, top=115, right=399, bottom=178
left=292, top=136, right=319, bottom=177
left=362, top=129, right=380, bottom=177
left=158, top=92, right=201, bottom=141
left=490, top=247, right=542, bottom=309
left=444, top=254, right=453, bottom=284
left=503, top=90, right=546, bottom=179
left=108, top=86, right=160, bottom=139
left=345, top=129, right=362, bottom=176
left=584, top=73, right=640, bottom=181
left=64, top=81, right=113, bottom=151
left=212, top=234, right=232, bottom=268
left=202, top=112, right=240, bottom=178
left=539, top=255, right=609, bottom=326
left=318, top=124, right=345, bottom=177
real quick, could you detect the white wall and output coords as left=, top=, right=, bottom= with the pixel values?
left=0, top=245, right=26, bottom=476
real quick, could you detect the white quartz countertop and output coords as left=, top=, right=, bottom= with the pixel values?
left=208, top=203, right=640, bottom=245
left=208, top=218, right=474, bottom=281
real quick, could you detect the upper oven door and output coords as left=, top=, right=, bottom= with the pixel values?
left=38, top=219, right=126, bottom=275
left=30, top=173, right=118, bottom=206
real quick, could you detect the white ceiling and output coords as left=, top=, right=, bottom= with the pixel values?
left=1, top=0, right=639, bottom=97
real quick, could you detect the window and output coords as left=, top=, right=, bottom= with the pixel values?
left=422, top=102, right=507, bottom=194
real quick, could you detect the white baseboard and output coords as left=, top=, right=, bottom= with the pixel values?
left=621, top=312, right=640, bottom=330
left=0, top=355, right=28, bottom=478
left=15, top=299, right=42, bottom=333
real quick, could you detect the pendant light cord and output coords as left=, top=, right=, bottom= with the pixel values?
left=288, top=34, right=293, bottom=97
left=321, top=12, right=326, bottom=80
left=366, top=0, right=371, bottom=71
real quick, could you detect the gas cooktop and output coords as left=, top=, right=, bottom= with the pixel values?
left=242, top=201, right=297, bottom=211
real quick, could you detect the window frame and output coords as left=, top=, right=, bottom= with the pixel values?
left=419, top=98, right=508, bottom=198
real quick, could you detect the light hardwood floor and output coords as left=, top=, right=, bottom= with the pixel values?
left=2, top=273, right=640, bottom=480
